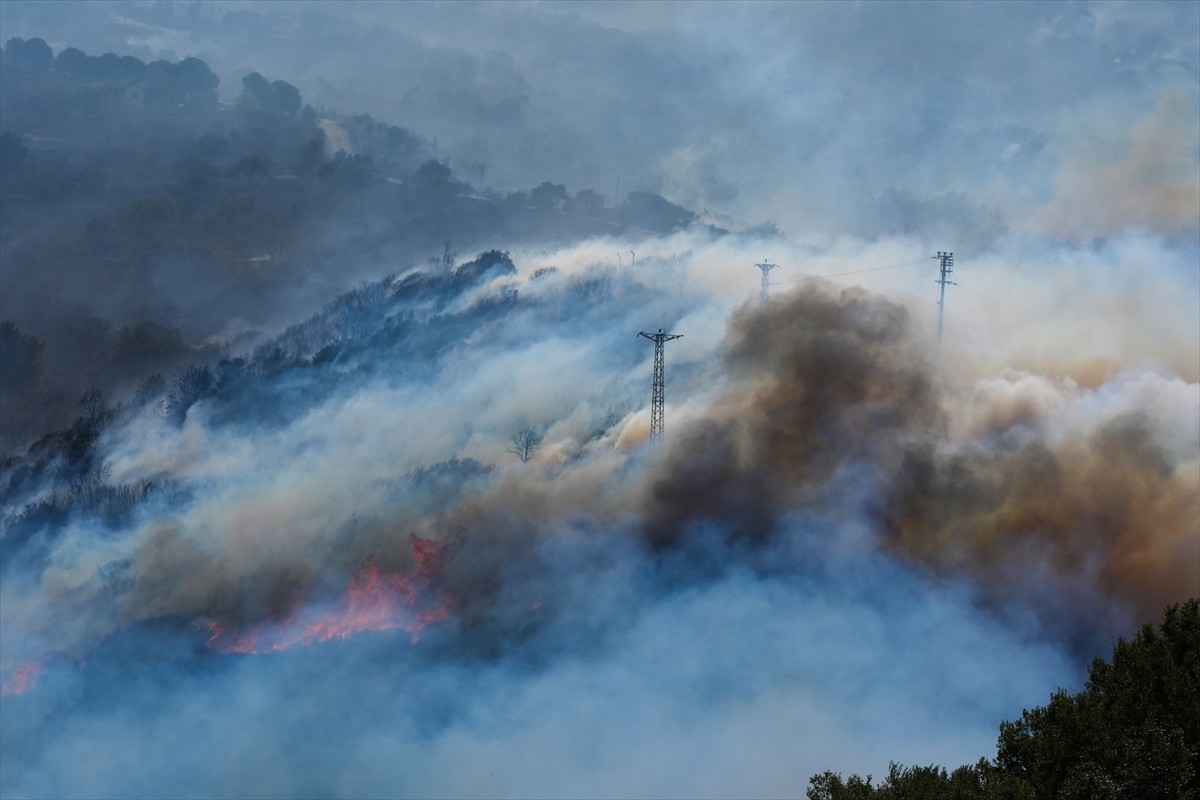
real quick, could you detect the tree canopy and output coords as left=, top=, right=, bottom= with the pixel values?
left=808, top=599, right=1200, bottom=800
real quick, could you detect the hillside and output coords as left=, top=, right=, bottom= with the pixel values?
left=0, top=39, right=717, bottom=455
left=0, top=12, right=1197, bottom=800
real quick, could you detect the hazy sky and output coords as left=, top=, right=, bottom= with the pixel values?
left=2, top=0, right=1196, bottom=243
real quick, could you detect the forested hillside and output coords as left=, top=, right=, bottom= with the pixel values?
left=0, top=38, right=712, bottom=455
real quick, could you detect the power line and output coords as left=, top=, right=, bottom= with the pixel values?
left=775, top=258, right=928, bottom=283
left=637, top=329, right=683, bottom=441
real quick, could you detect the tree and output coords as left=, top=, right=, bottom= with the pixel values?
left=53, top=46, right=92, bottom=82
left=2, top=37, right=53, bottom=77
left=143, top=57, right=218, bottom=110
left=240, top=71, right=272, bottom=105
left=166, top=364, right=215, bottom=423
left=237, top=72, right=302, bottom=118
left=996, top=599, right=1199, bottom=799
left=269, top=79, right=302, bottom=115
left=807, top=600, right=1200, bottom=800
left=79, top=388, right=116, bottom=432
left=227, top=153, right=270, bottom=185
left=572, top=188, right=606, bottom=211
left=427, top=240, right=456, bottom=273
left=531, top=181, right=567, bottom=210
left=134, top=373, right=166, bottom=406
left=415, top=158, right=453, bottom=187
left=173, top=57, right=219, bottom=108
left=622, top=191, right=696, bottom=232
left=506, top=428, right=543, bottom=463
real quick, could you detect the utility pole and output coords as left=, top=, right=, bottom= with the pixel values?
left=638, top=329, right=683, bottom=441
left=754, top=260, right=779, bottom=307
left=932, top=251, right=955, bottom=343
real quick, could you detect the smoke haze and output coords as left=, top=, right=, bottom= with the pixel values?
left=2, top=1, right=1196, bottom=240
left=1, top=1, right=1197, bottom=797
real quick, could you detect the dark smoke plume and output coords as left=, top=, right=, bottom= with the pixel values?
left=640, top=280, right=1198, bottom=644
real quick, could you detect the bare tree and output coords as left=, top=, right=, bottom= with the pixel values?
left=506, top=428, right=543, bottom=463
left=427, top=239, right=456, bottom=273
left=79, top=387, right=116, bottom=432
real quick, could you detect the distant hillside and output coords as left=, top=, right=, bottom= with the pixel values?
left=0, top=39, right=721, bottom=455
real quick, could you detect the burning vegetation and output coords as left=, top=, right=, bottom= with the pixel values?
left=206, top=535, right=457, bottom=655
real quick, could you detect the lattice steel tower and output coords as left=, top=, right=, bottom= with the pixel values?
left=933, top=251, right=956, bottom=343
left=753, top=260, right=779, bottom=307
left=638, top=328, right=683, bottom=441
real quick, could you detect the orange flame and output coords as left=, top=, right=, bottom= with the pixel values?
left=207, top=535, right=456, bottom=655
left=1, top=660, right=44, bottom=697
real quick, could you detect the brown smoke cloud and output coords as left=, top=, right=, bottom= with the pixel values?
left=883, top=414, right=1199, bottom=630
left=642, top=280, right=942, bottom=545
left=642, top=280, right=1198, bottom=633
left=1035, top=85, right=1200, bottom=241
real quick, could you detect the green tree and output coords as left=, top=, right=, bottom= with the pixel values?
left=2, top=37, right=53, bottom=77
left=530, top=181, right=567, bottom=210
left=142, top=57, right=217, bottom=109
left=227, top=153, right=270, bottom=185
left=997, top=599, right=1199, bottom=799
left=415, top=158, right=453, bottom=187
left=53, top=46, right=92, bottom=82
left=808, top=600, right=1200, bottom=800
left=572, top=188, right=606, bottom=211
left=270, top=79, right=302, bottom=115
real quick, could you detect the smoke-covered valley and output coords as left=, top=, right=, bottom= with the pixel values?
left=1, top=2, right=1198, bottom=798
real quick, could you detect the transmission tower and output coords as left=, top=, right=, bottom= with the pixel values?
left=754, top=260, right=779, bottom=307
left=638, top=328, right=683, bottom=441
left=932, top=251, right=956, bottom=343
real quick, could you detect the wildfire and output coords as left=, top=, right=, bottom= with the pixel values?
left=207, top=534, right=457, bottom=655
left=1, top=660, right=44, bottom=697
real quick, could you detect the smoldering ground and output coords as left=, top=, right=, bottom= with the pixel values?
left=1, top=228, right=1196, bottom=798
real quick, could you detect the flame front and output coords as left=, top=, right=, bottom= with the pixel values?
left=207, top=535, right=455, bottom=655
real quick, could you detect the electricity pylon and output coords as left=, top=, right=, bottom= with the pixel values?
left=932, top=251, right=955, bottom=343
left=638, top=329, right=683, bottom=441
left=754, top=260, right=779, bottom=307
